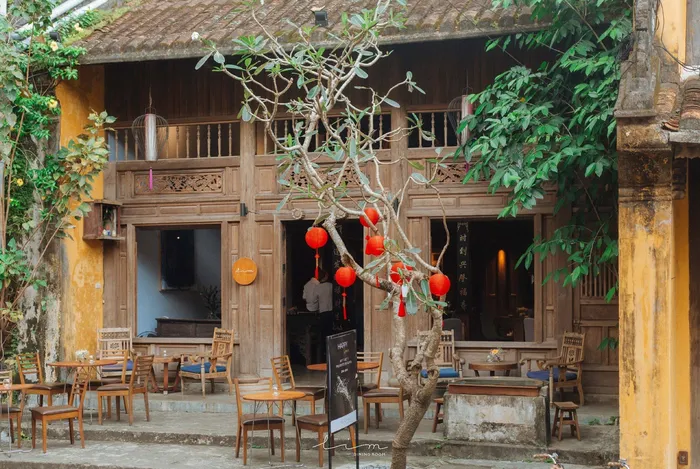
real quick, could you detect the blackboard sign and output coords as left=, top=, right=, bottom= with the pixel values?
left=326, top=330, right=358, bottom=433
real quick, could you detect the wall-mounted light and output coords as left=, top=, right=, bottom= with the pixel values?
left=240, top=202, right=249, bottom=217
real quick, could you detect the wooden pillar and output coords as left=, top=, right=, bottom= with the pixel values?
left=238, top=120, right=257, bottom=374
left=618, top=148, right=677, bottom=468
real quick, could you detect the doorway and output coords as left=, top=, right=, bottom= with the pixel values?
left=284, top=220, right=364, bottom=370
left=135, top=225, right=222, bottom=338
left=431, top=218, right=535, bottom=342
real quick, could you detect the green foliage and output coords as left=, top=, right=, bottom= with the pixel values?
left=459, top=0, right=630, bottom=303
left=0, top=1, right=113, bottom=355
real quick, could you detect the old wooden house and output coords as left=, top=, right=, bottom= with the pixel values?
left=57, top=0, right=618, bottom=400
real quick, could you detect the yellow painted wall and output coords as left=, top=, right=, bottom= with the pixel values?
left=673, top=190, right=691, bottom=467
left=657, top=0, right=687, bottom=64
left=55, top=65, right=105, bottom=360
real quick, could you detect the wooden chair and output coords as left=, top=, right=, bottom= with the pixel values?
left=296, top=414, right=356, bottom=467
left=362, top=384, right=408, bottom=434
left=180, top=327, right=234, bottom=397
left=96, top=327, right=134, bottom=382
left=96, top=354, right=153, bottom=426
left=0, top=370, right=24, bottom=448
left=357, top=351, right=383, bottom=395
left=271, top=355, right=325, bottom=424
left=234, top=377, right=285, bottom=465
left=522, top=331, right=586, bottom=405
left=16, top=352, right=67, bottom=406
left=31, top=368, right=89, bottom=453
left=416, top=330, right=464, bottom=382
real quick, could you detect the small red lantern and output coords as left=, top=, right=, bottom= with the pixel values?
left=365, top=236, right=385, bottom=256
left=390, top=262, right=413, bottom=284
left=359, top=208, right=380, bottom=240
left=305, top=226, right=328, bottom=279
left=335, top=266, right=357, bottom=320
left=429, top=273, right=451, bottom=297
left=390, top=262, right=413, bottom=318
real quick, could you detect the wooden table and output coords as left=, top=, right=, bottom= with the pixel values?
left=243, top=390, right=305, bottom=465
left=468, top=361, right=518, bottom=377
left=307, top=362, right=380, bottom=372
left=149, top=356, right=181, bottom=394
left=0, top=384, right=34, bottom=454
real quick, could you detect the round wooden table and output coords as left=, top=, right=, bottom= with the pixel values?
left=149, top=356, right=181, bottom=394
left=48, top=360, right=118, bottom=368
left=306, top=362, right=380, bottom=372
left=468, top=361, right=518, bottom=377
left=243, top=390, right=305, bottom=464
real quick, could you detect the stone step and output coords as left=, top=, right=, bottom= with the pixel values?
left=0, top=440, right=606, bottom=469
left=22, top=410, right=618, bottom=467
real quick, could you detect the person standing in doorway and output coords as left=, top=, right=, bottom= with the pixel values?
left=302, top=274, right=320, bottom=313
left=315, top=270, right=334, bottom=360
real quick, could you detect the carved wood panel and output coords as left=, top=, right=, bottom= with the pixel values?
left=134, top=172, right=223, bottom=195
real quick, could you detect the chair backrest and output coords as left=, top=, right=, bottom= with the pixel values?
left=211, top=328, right=234, bottom=359
left=16, top=352, right=43, bottom=384
left=416, top=330, right=456, bottom=368
left=560, top=332, right=585, bottom=364
left=357, top=351, right=383, bottom=388
left=69, top=368, right=90, bottom=412
left=129, top=355, right=154, bottom=390
left=234, top=377, right=272, bottom=421
left=98, top=328, right=132, bottom=360
left=270, top=355, right=295, bottom=390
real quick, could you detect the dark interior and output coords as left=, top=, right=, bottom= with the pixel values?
left=431, top=219, right=535, bottom=341
left=285, top=220, right=365, bottom=366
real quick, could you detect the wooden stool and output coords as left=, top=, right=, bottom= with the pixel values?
left=552, top=401, right=581, bottom=441
left=431, top=398, right=444, bottom=433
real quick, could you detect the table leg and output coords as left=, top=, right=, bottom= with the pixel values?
left=163, top=363, right=170, bottom=395
left=505, top=369, right=511, bottom=376
left=149, top=367, right=159, bottom=393
left=173, top=363, right=181, bottom=392
left=474, top=370, right=480, bottom=377
left=490, top=371, right=495, bottom=377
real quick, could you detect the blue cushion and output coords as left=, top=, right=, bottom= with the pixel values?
left=102, top=360, right=133, bottom=372
left=527, top=369, right=577, bottom=381
left=181, top=363, right=227, bottom=374
left=420, top=368, right=460, bottom=379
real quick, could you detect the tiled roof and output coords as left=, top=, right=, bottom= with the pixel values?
left=666, top=78, right=700, bottom=147
left=77, top=0, right=539, bottom=64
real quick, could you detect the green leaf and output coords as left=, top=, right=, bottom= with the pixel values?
left=411, top=172, right=428, bottom=184
left=195, top=52, right=212, bottom=70
left=384, top=97, right=400, bottom=108
left=354, top=67, right=368, bottom=79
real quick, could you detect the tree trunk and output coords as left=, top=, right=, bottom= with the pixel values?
left=390, top=384, right=435, bottom=469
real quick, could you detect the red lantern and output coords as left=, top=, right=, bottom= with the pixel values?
left=390, top=262, right=413, bottom=318
left=429, top=273, right=451, bottom=297
left=359, top=208, right=380, bottom=240
left=335, top=267, right=357, bottom=320
left=305, top=226, right=328, bottom=279
left=365, top=236, right=385, bottom=256
left=390, top=262, right=413, bottom=284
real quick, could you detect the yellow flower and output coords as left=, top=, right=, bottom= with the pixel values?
left=74, top=23, right=83, bottom=32
left=15, top=179, right=24, bottom=187
left=49, top=41, right=58, bottom=51
left=491, top=349, right=499, bottom=355
left=48, top=99, right=58, bottom=110
left=519, top=97, right=526, bottom=103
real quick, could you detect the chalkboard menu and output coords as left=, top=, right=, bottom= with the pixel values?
left=326, top=330, right=358, bottom=433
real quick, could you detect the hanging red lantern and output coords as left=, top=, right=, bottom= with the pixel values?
left=390, top=262, right=413, bottom=284
left=305, top=226, right=328, bottom=279
left=335, top=267, right=357, bottom=320
left=365, top=235, right=385, bottom=256
left=359, top=208, right=380, bottom=240
left=390, top=262, right=413, bottom=318
left=429, top=273, right=451, bottom=297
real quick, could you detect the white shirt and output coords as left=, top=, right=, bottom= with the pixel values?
left=315, top=282, right=334, bottom=313
left=303, top=278, right=320, bottom=312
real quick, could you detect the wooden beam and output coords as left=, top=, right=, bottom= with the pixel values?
left=533, top=213, right=543, bottom=342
